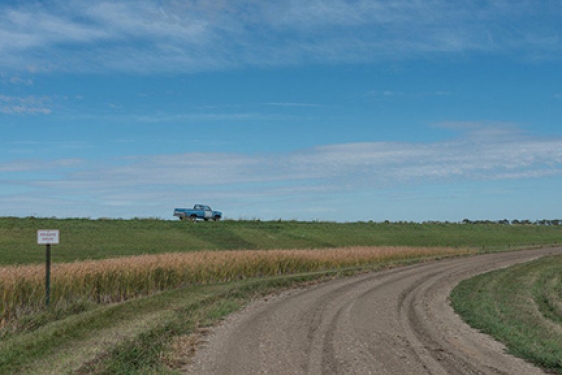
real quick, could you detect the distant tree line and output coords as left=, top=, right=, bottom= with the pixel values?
left=461, top=219, right=561, bottom=226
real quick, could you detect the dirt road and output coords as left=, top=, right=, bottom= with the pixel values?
left=185, top=247, right=562, bottom=375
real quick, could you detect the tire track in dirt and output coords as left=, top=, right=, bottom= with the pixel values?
left=185, top=247, right=562, bottom=375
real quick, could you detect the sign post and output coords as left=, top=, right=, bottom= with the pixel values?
left=37, top=230, right=59, bottom=306
left=45, top=243, right=51, bottom=306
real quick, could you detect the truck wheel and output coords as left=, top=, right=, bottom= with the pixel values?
left=214, top=216, right=221, bottom=221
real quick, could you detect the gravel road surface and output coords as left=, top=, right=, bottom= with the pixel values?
left=185, top=247, right=562, bottom=375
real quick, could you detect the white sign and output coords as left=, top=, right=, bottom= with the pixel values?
left=37, top=230, right=60, bottom=245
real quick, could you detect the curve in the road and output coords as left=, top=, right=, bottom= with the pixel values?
left=185, top=247, right=562, bottom=375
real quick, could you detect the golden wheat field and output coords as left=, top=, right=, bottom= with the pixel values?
left=0, top=246, right=474, bottom=325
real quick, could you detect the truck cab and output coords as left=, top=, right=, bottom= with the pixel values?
left=173, top=204, right=222, bottom=221
left=194, top=204, right=213, bottom=220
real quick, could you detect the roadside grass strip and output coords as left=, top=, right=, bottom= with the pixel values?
left=0, top=284, right=230, bottom=375
left=0, top=271, right=347, bottom=375
left=1, top=246, right=474, bottom=326
left=451, top=255, right=562, bottom=373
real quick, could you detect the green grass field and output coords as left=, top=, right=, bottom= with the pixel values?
left=2, top=217, right=561, bottom=265
left=2, top=217, right=562, bottom=374
left=451, top=255, right=562, bottom=374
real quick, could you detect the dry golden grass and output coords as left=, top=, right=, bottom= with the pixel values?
left=1, top=246, right=474, bottom=325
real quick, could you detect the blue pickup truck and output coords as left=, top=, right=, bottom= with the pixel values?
left=173, top=204, right=222, bottom=221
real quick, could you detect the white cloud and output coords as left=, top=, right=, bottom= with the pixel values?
left=8, top=76, right=33, bottom=85
left=0, top=6, right=109, bottom=50
left=0, top=0, right=560, bottom=73
left=6, top=123, right=561, bottom=192
left=265, top=102, right=324, bottom=108
left=0, top=95, right=52, bottom=114
left=2, top=124, right=561, bottom=218
left=0, top=158, right=82, bottom=173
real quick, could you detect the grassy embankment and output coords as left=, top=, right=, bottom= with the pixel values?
left=451, top=255, right=562, bottom=374
left=1, top=217, right=561, bottom=374
left=2, top=217, right=560, bottom=265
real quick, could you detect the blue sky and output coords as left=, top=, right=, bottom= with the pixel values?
left=1, top=0, right=561, bottom=222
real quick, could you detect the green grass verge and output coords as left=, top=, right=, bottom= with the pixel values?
left=451, top=255, right=562, bottom=373
left=2, top=217, right=561, bottom=265
left=0, top=268, right=362, bottom=375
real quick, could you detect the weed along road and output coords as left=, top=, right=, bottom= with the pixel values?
left=185, top=247, right=562, bottom=375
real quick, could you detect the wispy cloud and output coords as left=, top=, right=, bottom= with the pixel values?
left=3, top=124, right=561, bottom=210
left=264, top=102, right=324, bottom=108
left=1, top=0, right=560, bottom=74
left=132, top=112, right=266, bottom=123
left=0, top=158, right=82, bottom=173
left=0, top=95, right=52, bottom=114
left=7, top=76, right=33, bottom=85
left=367, top=90, right=453, bottom=99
